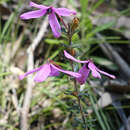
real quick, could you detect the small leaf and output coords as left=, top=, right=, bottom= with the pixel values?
left=0, top=72, right=11, bottom=77
left=45, top=39, right=66, bottom=45
left=72, top=33, right=79, bottom=42
left=86, top=21, right=115, bottom=39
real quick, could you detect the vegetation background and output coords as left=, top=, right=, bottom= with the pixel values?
left=0, top=0, right=130, bottom=129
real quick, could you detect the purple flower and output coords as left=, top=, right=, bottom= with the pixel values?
left=64, top=50, right=116, bottom=85
left=20, top=1, right=76, bottom=38
left=19, top=62, right=81, bottom=83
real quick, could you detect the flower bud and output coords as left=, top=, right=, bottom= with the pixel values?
left=69, top=48, right=76, bottom=56
left=71, top=17, right=79, bottom=32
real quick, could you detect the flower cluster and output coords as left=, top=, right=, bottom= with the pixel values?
left=19, top=51, right=115, bottom=84
left=20, top=2, right=115, bottom=84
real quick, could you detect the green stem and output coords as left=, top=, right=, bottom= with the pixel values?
left=70, top=62, right=88, bottom=129
left=68, top=32, right=88, bottom=130
left=61, top=17, right=89, bottom=129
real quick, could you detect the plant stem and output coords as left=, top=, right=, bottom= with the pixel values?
left=70, top=62, right=88, bottom=130
left=68, top=31, right=88, bottom=130
left=60, top=17, right=89, bottom=129
left=56, top=14, right=68, bottom=30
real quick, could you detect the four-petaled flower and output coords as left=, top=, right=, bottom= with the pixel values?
left=20, top=1, right=76, bottom=38
left=64, top=50, right=116, bottom=85
left=19, top=62, right=81, bottom=82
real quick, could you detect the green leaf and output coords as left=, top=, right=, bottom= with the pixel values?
left=72, top=33, right=79, bottom=42
left=90, top=0, right=104, bottom=13
left=0, top=13, right=15, bottom=43
left=80, top=0, right=88, bottom=15
left=0, top=72, right=11, bottom=77
left=49, top=47, right=63, bottom=60
left=86, top=21, right=115, bottom=39
left=45, top=39, right=66, bottom=45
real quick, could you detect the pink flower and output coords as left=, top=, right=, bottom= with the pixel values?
left=19, top=62, right=81, bottom=83
left=64, top=50, right=116, bottom=85
left=20, top=1, right=76, bottom=38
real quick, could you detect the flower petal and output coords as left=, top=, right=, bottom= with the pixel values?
left=29, top=1, right=48, bottom=9
left=49, top=12, right=61, bottom=38
left=64, top=50, right=89, bottom=63
left=49, top=65, right=60, bottom=76
left=88, top=62, right=101, bottom=79
left=76, top=64, right=90, bottom=85
left=96, top=68, right=116, bottom=79
left=50, top=64, right=81, bottom=78
left=19, top=66, right=42, bottom=80
left=20, top=9, right=46, bottom=19
left=34, top=64, right=51, bottom=82
left=54, top=8, right=76, bottom=16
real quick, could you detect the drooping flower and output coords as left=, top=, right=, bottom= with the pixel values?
left=64, top=50, right=116, bottom=85
left=20, top=1, right=76, bottom=38
left=19, top=62, right=81, bottom=83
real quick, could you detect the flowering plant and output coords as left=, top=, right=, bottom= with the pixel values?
left=20, top=1, right=116, bottom=129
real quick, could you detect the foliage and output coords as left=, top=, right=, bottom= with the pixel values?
left=0, top=0, right=130, bottom=129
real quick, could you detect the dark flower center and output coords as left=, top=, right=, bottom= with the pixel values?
left=47, top=7, right=52, bottom=14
